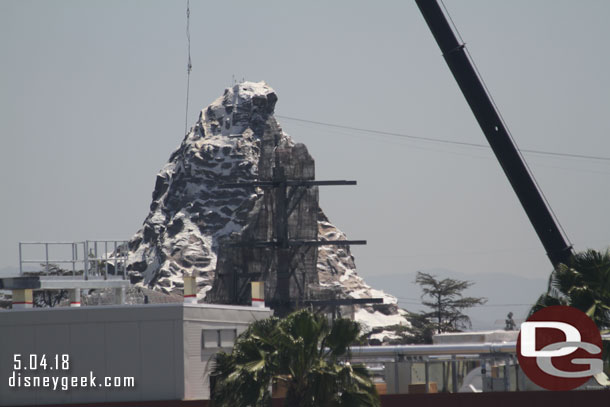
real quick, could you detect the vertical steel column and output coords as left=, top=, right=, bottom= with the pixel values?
left=425, top=360, right=430, bottom=393
left=274, top=166, right=291, bottom=316
left=503, top=358, right=511, bottom=391
left=394, top=357, right=400, bottom=394
left=514, top=356, right=521, bottom=391
left=451, top=356, right=458, bottom=393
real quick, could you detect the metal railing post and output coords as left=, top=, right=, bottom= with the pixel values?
left=45, top=243, right=49, bottom=274
left=514, top=356, right=521, bottom=391
left=113, top=241, right=118, bottom=278
left=72, top=243, right=76, bottom=275
left=18, top=243, right=23, bottom=275
left=104, top=241, right=108, bottom=280
left=84, top=241, right=89, bottom=280
left=451, top=355, right=458, bottom=393
left=94, top=241, right=98, bottom=276
left=504, top=357, right=511, bottom=391
left=122, top=241, right=127, bottom=280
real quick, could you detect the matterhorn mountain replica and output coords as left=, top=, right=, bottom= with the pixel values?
left=126, top=81, right=408, bottom=339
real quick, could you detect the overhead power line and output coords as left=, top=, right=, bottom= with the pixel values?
left=276, top=115, right=610, bottom=163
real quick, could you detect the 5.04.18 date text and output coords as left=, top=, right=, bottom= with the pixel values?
left=13, top=354, right=70, bottom=371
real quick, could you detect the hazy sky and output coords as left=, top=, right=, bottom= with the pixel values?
left=2, top=0, right=610, bottom=297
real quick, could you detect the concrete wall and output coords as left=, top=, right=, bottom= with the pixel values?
left=0, top=303, right=271, bottom=406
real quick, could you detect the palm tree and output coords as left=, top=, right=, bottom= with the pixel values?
left=531, top=249, right=610, bottom=373
left=531, top=248, right=610, bottom=329
left=210, top=309, right=380, bottom=407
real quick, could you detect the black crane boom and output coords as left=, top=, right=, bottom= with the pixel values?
left=415, top=0, right=572, bottom=268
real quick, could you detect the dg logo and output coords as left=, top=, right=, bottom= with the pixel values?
left=517, top=305, right=603, bottom=391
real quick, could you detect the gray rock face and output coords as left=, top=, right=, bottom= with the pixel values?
left=126, top=81, right=409, bottom=332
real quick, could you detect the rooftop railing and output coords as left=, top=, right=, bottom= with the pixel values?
left=18, top=240, right=129, bottom=280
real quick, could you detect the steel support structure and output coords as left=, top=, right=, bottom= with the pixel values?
left=222, top=174, right=366, bottom=316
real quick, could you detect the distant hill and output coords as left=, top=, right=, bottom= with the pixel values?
left=361, top=268, right=548, bottom=330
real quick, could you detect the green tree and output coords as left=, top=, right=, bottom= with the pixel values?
left=403, top=312, right=435, bottom=344
left=531, top=249, right=610, bottom=329
left=210, top=309, right=380, bottom=407
left=415, top=271, right=487, bottom=334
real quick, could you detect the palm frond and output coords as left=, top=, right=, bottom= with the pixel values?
left=210, top=309, right=379, bottom=407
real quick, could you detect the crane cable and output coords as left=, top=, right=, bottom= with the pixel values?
left=184, top=0, right=192, bottom=136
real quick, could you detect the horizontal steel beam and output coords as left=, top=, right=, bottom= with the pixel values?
left=19, top=240, right=127, bottom=244
left=0, top=276, right=129, bottom=290
left=303, top=298, right=384, bottom=306
left=225, top=239, right=366, bottom=248
left=296, top=239, right=366, bottom=247
left=0, top=277, right=41, bottom=290
left=265, top=298, right=384, bottom=307
left=221, top=180, right=357, bottom=188
left=350, top=342, right=517, bottom=358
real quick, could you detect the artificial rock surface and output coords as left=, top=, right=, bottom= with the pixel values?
left=126, top=81, right=409, bottom=332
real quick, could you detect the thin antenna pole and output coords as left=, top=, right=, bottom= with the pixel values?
left=184, top=0, right=192, bottom=135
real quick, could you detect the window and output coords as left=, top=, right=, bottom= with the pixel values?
left=220, top=329, right=236, bottom=348
left=202, top=329, right=219, bottom=349
left=201, top=329, right=237, bottom=350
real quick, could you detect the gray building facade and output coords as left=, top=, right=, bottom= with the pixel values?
left=0, top=303, right=271, bottom=405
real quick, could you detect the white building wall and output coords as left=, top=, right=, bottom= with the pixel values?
left=182, top=305, right=272, bottom=400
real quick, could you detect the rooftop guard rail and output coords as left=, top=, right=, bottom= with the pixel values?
left=349, top=342, right=519, bottom=393
left=349, top=342, right=517, bottom=358
left=18, top=240, right=129, bottom=280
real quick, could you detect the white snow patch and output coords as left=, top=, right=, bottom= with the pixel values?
left=198, top=285, right=212, bottom=300
left=339, top=269, right=354, bottom=282
left=369, top=330, right=402, bottom=342
left=349, top=289, right=367, bottom=299
left=354, top=308, right=409, bottom=332
left=236, top=81, right=273, bottom=99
